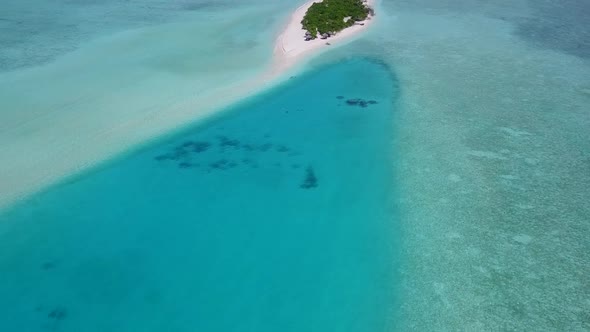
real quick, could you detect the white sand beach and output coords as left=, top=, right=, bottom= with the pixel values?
left=0, top=0, right=376, bottom=210
left=273, top=0, right=376, bottom=71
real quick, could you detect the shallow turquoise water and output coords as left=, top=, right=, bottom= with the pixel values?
left=0, top=58, right=399, bottom=331
left=2, top=0, right=589, bottom=329
left=0, top=0, right=299, bottom=207
left=0, top=0, right=293, bottom=72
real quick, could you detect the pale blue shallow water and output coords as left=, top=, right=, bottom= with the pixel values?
left=0, top=58, right=399, bottom=331
left=4, top=0, right=588, bottom=329
left=0, top=0, right=293, bottom=72
left=0, top=0, right=301, bottom=206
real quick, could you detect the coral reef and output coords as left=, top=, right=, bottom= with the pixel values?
left=153, top=134, right=308, bottom=177
left=345, top=98, right=378, bottom=108
left=300, top=166, right=318, bottom=189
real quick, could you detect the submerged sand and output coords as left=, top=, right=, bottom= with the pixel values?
left=0, top=0, right=376, bottom=210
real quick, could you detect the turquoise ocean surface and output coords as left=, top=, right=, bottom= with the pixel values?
left=0, top=0, right=298, bottom=206
left=0, top=58, right=399, bottom=331
left=2, top=0, right=590, bottom=330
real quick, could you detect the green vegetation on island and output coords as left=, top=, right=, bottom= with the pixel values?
left=301, top=0, right=372, bottom=40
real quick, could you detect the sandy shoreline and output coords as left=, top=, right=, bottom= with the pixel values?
left=0, top=0, right=376, bottom=210
left=272, top=0, right=376, bottom=72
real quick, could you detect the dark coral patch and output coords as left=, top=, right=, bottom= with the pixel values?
left=345, top=98, right=376, bottom=108
left=346, top=98, right=361, bottom=105
left=178, top=162, right=193, bottom=169
left=48, top=307, right=67, bottom=321
left=210, top=159, right=231, bottom=170
left=170, top=150, right=189, bottom=160
left=276, top=145, right=290, bottom=153
left=192, top=141, right=211, bottom=153
left=155, top=133, right=305, bottom=174
left=217, top=136, right=240, bottom=148
left=300, top=166, right=318, bottom=189
left=41, top=261, right=57, bottom=270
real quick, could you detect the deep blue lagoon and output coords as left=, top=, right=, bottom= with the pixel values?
left=0, top=58, right=399, bottom=331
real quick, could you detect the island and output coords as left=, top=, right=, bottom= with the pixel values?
left=274, top=0, right=375, bottom=70
left=301, top=0, right=374, bottom=40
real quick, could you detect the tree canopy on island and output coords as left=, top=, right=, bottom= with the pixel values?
left=301, top=0, right=370, bottom=39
